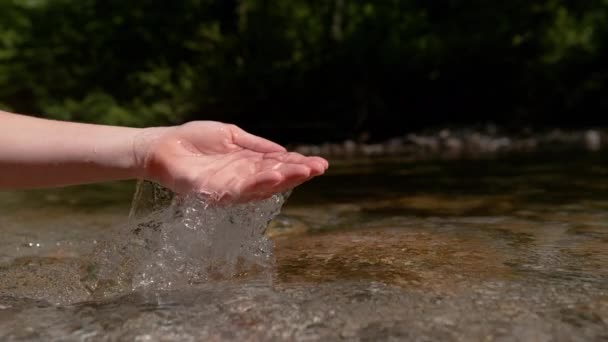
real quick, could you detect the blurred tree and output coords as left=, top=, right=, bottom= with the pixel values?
left=0, top=0, right=606, bottom=141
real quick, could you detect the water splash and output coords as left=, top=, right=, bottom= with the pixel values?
left=84, top=181, right=289, bottom=298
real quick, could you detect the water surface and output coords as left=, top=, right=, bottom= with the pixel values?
left=0, top=151, right=607, bottom=340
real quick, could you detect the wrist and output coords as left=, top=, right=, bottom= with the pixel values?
left=132, top=126, right=172, bottom=180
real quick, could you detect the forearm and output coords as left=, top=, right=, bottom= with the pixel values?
left=0, top=111, right=146, bottom=189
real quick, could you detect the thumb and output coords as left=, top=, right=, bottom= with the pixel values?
left=231, top=125, right=286, bottom=153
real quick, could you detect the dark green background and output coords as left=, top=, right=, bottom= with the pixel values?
left=1, top=0, right=607, bottom=142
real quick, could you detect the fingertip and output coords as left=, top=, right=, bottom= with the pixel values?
left=322, top=158, right=329, bottom=170
left=307, top=160, right=326, bottom=176
left=316, top=157, right=329, bottom=170
left=309, top=156, right=329, bottom=170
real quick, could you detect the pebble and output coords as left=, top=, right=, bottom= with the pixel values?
left=444, top=137, right=463, bottom=151
left=291, top=128, right=605, bottom=157
left=343, top=140, right=357, bottom=155
left=584, top=130, right=601, bottom=151
left=433, top=316, right=456, bottom=326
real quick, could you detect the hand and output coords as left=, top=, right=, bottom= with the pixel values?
left=135, top=121, right=328, bottom=202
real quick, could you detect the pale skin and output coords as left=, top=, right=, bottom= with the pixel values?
left=0, top=111, right=328, bottom=202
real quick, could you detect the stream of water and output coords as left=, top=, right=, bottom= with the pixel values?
left=0, top=151, right=607, bottom=341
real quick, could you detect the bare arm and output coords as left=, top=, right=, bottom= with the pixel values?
left=0, top=111, right=328, bottom=201
left=0, top=110, right=142, bottom=189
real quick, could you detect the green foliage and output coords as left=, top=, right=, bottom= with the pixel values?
left=0, top=0, right=607, bottom=138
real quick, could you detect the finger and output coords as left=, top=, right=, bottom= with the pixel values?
left=266, top=152, right=325, bottom=166
left=238, top=164, right=321, bottom=202
left=307, top=159, right=326, bottom=176
left=244, top=163, right=310, bottom=195
left=211, top=170, right=281, bottom=204
left=300, top=156, right=328, bottom=173
left=276, top=157, right=329, bottom=190
left=265, top=151, right=307, bottom=163
left=231, top=125, right=286, bottom=153
left=300, top=157, right=328, bottom=171
left=266, top=152, right=327, bottom=175
left=276, top=163, right=311, bottom=180
left=266, top=163, right=312, bottom=193
left=240, top=170, right=284, bottom=196
left=316, top=157, right=329, bottom=170
left=282, top=162, right=326, bottom=193
left=240, top=169, right=314, bottom=202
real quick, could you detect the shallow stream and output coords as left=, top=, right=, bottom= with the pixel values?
left=0, top=151, right=607, bottom=341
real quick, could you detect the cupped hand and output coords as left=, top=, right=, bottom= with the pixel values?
left=135, top=121, right=328, bottom=202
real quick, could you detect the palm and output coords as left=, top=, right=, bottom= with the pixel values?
left=141, top=121, right=328, bottom=202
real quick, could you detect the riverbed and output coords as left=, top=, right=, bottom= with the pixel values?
left=0, top=150, right=607, bottom=340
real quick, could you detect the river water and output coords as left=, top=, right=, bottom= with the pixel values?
left=0, top=151, right=607, bottom=341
